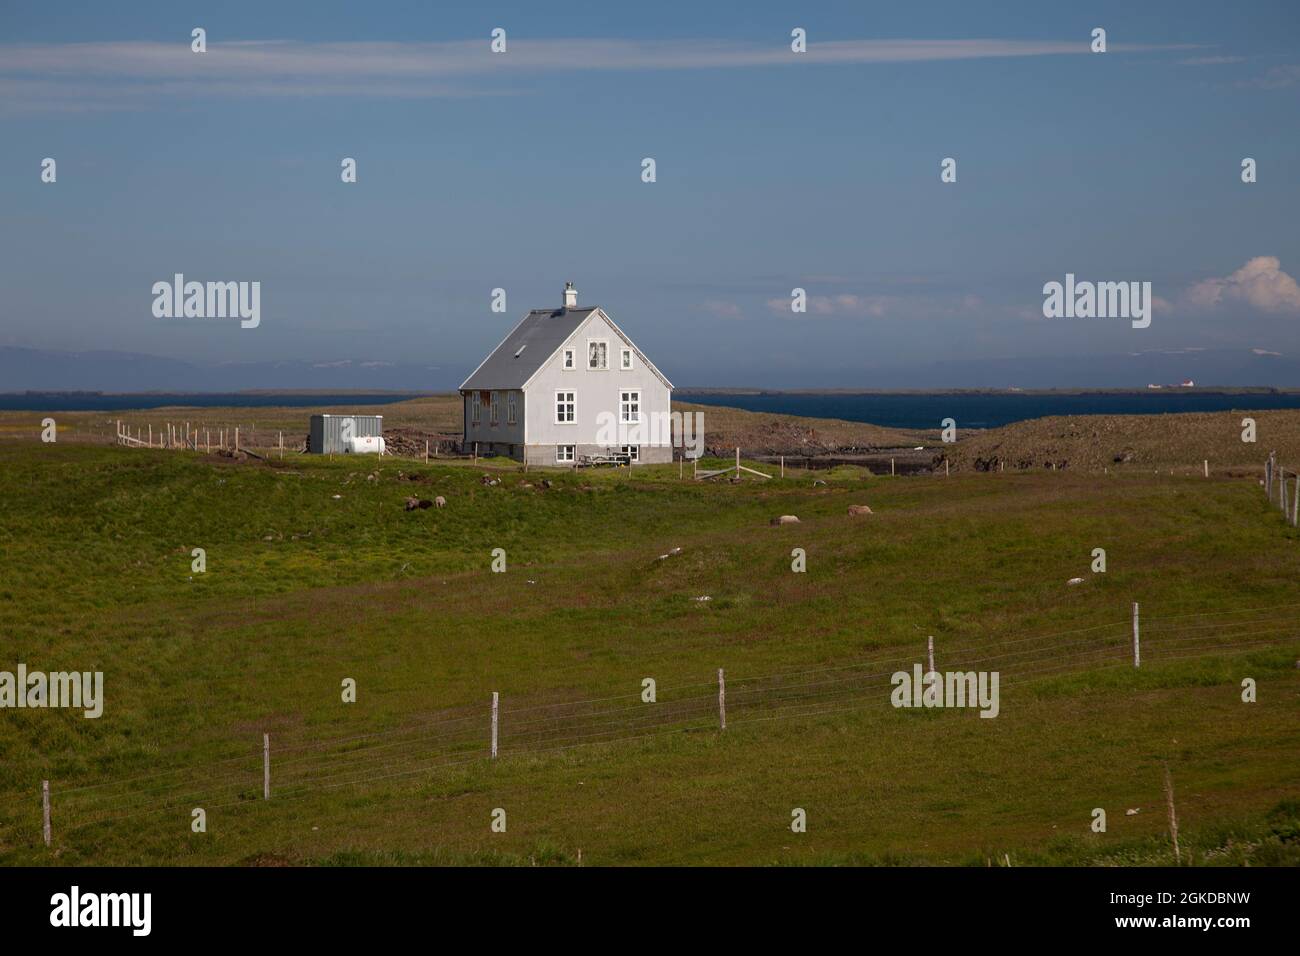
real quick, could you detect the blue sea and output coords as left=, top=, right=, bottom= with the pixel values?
left=6, top=390, right=1300, bottom=430
left=0, top=392, right=429, bottom=412
left=676, top=392, right=1300, bottom=430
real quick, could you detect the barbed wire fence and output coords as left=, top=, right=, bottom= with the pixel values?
left=2, top=602, right=1297, bottom=851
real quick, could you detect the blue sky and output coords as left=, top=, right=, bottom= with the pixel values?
left=2, top=1, right=1299, bottom=387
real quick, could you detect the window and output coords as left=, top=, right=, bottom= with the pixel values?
left=562, top=348, right=575, bottom=370
left=621, top=348, right=633, bottom=370
left=471, top=391, right=480, bottom=424
left=620, top=390, right=641, bottom=424
left=588, top=339, right=608, bottom=370
left=621, top=445, right=640, bottom=463
left=556, top=445, right=575, bottom=463
left=506, top=391, right=517, bottom=425
left=489, top=391, right=500, bottom=425
left=555, top=390, right=575, bottom=424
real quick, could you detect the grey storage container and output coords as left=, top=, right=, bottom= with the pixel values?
left=309, top=414, right=384, bottom=454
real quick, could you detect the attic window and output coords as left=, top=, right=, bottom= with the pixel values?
left=588, top=339, right=608, bottom=370
left=514, top=344, right=527, bottom=358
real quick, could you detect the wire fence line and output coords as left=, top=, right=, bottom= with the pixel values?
left=2, top=602, right=1297, bottom=849
left=1265, top=451, right=1300, bottom=527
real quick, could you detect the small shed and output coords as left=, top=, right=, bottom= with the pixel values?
left=309, top=414, right=384, bottom=454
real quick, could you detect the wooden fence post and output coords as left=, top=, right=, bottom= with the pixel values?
left=425, top=440, right=429, bottom=464
left=235, top=427, right=240, bottom=453
left=1293, top=473, right=1299, bottom=527
left=1203, top=459, right=1208, bottom=478
left=1164, top=765, right=1180, bottom=864
left=945, top=460, right=950, bottom=477
left=491, top=692, right=499, bottom=759
left=717, top=668, right=726, bottom=730
left=780, top=455, right=784, bottom=478
left=891, top=457, right=895, bottom=476
left=927, top=635, right=935, bottom=675
left=42, top=780, right=50, bottom=846
left=263, top=733, right=270, bottom=799
left=1132, top=602, right=1141, bottom=668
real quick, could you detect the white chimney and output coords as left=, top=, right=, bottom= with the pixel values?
left=563, top=281, right=578, bottom=309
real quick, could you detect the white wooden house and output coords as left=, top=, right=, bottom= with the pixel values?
left=460, top=283, right=674, bottom=466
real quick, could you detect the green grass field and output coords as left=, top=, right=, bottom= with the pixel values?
left=1, top=441, right=1297, bottom=865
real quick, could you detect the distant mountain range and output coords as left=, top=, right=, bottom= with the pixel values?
left=1, top=346, right=1298, bottom=393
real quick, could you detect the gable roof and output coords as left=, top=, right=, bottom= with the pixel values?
left=460, top=307, right=597, bottom=391
left=459, top=306, right=673, bottom=391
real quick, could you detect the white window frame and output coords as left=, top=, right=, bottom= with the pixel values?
left=506, top=390, right=517, bottom=425
left=620, top=389, right=641, bottom=424
left=621, top=347, right=633, bottom=370
left=555, top=390, right=576, bottom=424
left=621, top=444, right=640, bottom=463
left=489, top=390, right=500, bottom=425
left=562, top=347, right=575, bottom=370
left=587, top=338, right=609, bottom=370
left=556, top=444, right=575, bottom=463
left=470, top=391, right=480, bottom=424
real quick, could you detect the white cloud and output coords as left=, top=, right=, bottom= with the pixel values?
left=1186, top=256, right=1300, bottom=314
left=1240, top=64, right=1300, bottom=89
left=767, top=294, right=892, bottom=318
left=0, top=37, right=1201, bottom=110
left=701, top=300, right=743, bottom=319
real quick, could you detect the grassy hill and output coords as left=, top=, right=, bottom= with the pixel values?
left=0, top=441, right=1297, bottom=865
left=940, top=409, right=1300, bottom=474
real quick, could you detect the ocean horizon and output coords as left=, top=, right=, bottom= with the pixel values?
left=676, top=390, right=1300, bottom=430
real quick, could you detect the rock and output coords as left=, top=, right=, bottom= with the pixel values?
left=435, top=496, right=446, bottom=508
left=1125, top=808, right=1141, bottom=816
left=770, top=515, right=800, bottom=526
left=405, top=497, right=433, bottom=511
left=1067, top=577, right=1084, bottom=586
left=847, top=504, right=873, bottom=516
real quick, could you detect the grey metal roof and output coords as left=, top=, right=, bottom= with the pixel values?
left=460, top=307, right=598, bottom=390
